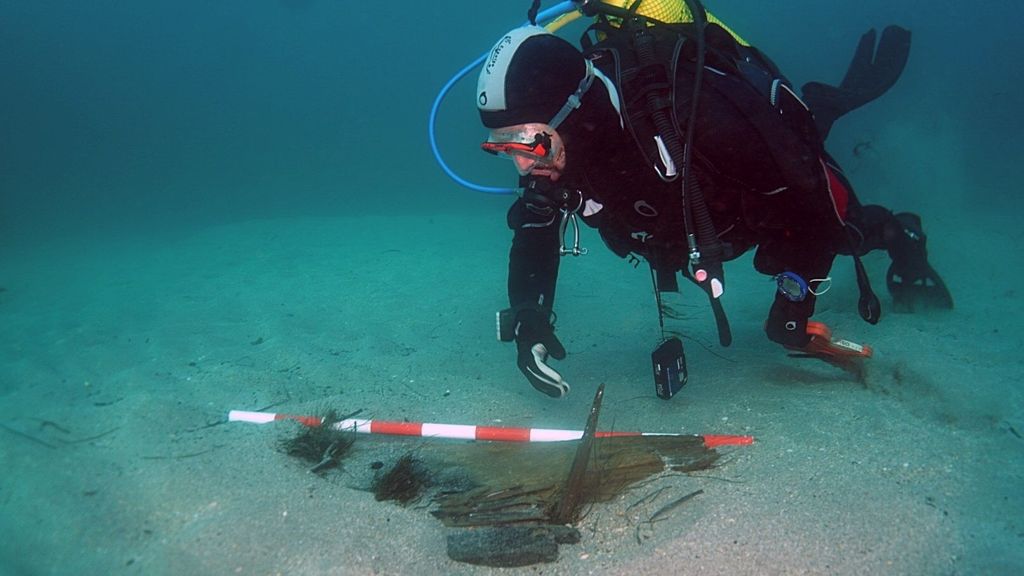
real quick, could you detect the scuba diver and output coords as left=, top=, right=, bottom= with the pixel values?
left=469, top=0, right=953, bottom=398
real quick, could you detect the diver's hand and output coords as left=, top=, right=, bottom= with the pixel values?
left=784, top=321, right=873, bottom=375
left=514, top=308, right=569, bottom=398
left=765, top=296, right=813, bottom=348
left=787, top=321, right=873, bottom=359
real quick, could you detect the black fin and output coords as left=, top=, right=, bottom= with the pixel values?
left=802, top=26, right=912, bottom=139
left=885, top=212, right=954, bottom=312
left=887, top=262, right=954, bottom=312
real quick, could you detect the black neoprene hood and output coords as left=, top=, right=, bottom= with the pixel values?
left=477, top=26, right=587, bottom=129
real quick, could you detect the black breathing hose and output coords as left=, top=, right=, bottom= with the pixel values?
left=527, top=0, right=542, bottom=25
left=676, top=0, right=724, bottom=268
left=628, top=0, right=722, bottom=268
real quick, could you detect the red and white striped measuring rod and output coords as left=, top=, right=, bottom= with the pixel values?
left=228, top=410, right=754, bottom=448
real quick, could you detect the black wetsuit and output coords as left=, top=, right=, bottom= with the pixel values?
left=505, top=24, right=898, bottom=347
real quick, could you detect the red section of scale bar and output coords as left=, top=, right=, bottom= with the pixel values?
left=370, top=420, right=424, bottom=436
left=701, top=434, right=756, bottom=448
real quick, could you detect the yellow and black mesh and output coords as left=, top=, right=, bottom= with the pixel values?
left=595, top=0, right=749, bottom=45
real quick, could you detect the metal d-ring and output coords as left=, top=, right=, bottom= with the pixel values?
left=558, top=202, right=588, bottom=257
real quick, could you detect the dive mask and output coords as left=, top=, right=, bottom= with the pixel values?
left=481, top=123, right=565, bottom=177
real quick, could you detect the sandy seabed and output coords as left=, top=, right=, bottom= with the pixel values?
left=1, top=209, right=1021, bottom=575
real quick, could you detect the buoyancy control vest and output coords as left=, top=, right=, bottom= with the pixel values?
left=572, top=11, right=884, bottom=330
left=578, top=18, right=850, bottom=259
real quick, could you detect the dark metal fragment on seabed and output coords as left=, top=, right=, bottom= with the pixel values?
left=446, top=525, right=580, bottom=567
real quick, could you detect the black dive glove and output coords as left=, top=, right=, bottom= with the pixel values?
left=764, top=295, right=813, bottom=348
left=513, top=307, right=569, bottom=398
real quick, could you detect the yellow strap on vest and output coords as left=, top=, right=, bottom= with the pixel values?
left=548, top=0, right=751, bottom=46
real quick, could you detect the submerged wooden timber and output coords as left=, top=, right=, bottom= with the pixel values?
left=431, top=385, right=719, bottom=528
left=430, top=433, right=718, bottom=527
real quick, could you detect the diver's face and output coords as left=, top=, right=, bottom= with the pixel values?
left=481, top=123, right=567, bottom=181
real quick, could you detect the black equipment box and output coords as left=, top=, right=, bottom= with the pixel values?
left=652, top=337, right=687, bottom=400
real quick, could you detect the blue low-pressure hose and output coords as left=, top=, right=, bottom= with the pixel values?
left=428, top=53, right=511, bottom=194
left=428, top=1, right=577, bottom=194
